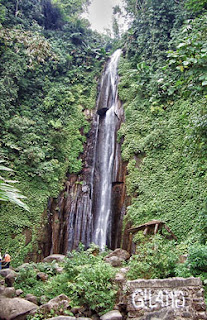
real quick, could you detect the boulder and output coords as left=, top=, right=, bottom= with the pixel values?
left=114, top=272, right=126, bottom=283
left=5, top=271, right=17, bottom=287
left=43, top=254, right=66, bottom=263
left=104, top=249, right=130, bottom=267
left=105, top=249, right=130, bottom=261
left=25, top=293, right=38, bottom=305
left=37, top=272, right=48, bottom=282
left=2, top=287, right=16, bottom=298
left=16, top=289, right=24, bottom=296
left=0, top=279, right=5, bottom=286
left=119, top=267, right=130, bottom=274
left=15, top=263, right=30, bottom=272
left=0, top=296, right=37, bottom=320
left=104, top=256, right=123, bottom=267
left=46, top=317, right=76, bottom=320
left=0, top=269, right=14, bottom=278
left=0, top=285, right=5, bottom=295
left=39, top=294, right=70, bottom=315
left=100, top=310, right=122, bottom=320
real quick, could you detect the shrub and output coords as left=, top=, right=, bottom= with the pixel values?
left=175, top=243, right=207, bottom=282
left=127, top=234, right=178, bottom=280
left=63, top=245, right=117, bottom=314
left=67, top=260, right=117, bottom=314
left=14, top=264, right=45, bottom=297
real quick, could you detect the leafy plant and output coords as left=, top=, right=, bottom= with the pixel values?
left=67, top=260, right=117, bottom=314
left=14, top=264, right=45, bottom=297
left=0, top=160, right=29, bottom=211
left=175, top=243, right=207, bottom=281
left=127, top=234, right=178, bottom=280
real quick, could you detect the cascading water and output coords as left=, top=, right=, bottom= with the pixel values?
left=92, top=49, right=122, bottom=250
left=42, top=49, right=126, bottom=259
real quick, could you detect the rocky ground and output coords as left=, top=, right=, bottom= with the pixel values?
left=0, top=249, right=130, bottom=320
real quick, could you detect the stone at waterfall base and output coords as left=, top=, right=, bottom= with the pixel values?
left=100, top=310, right=122, bottom=320
left=0, top=296, right=37, bottom=320
left=43, top=254, right=66, bottom=263
left=104, top=249, right=130, bottom=267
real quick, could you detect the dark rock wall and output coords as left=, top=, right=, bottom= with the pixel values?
left=37, top=51, right=129, bottom=257
left=38, top=100, right=127, bottom=256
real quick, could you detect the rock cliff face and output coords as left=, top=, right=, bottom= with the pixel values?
left=39, top=51, right=128, bottom=257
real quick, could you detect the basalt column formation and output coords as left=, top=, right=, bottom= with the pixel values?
left=41, top=50, right=126, bottom=257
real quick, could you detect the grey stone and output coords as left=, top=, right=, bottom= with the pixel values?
left=39, top=294, right=70, bottom=314
left=3, top=287, right=16, bottom=298
left=0, top=269, right=13, bottom=278
left=139, top=308, right=175, bottom=320
left=0, top=296, right=37, bottom=320
left=16, top=289, right=24, bottom=296
left=104, top=249, right=130, bottom=267
left=105, top=249, right=130, bottom=261
left=46, top=317, right=76, bottom=320
left=105, top=256, right=123, bottom=267
left=15, top=263, right=30, bottom=271
left=5, top=271, right=17, bottom=287
left=100, top=310, right=122, bottom=320
left=25, top=293, right=38, bottom=305
left=43, top=254, right=66, bottom=263
left=119, top=267, right=130, bottom=274
left=115, top=272, right=126, bottom=283
left=37, top=271, right=48, bottom=281
left=0, top=285, right=5, bottom=295
left=127, top=277, right=202, bottom=289
left=0, top=279, right=5, bottom=286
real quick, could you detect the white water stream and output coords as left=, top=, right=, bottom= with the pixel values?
left=93, top=49, right=122, bottom=250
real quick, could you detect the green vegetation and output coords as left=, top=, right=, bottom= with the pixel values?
left=0, top=0, right=109, bottom=261
left=118, top=0, right=207, bottom=244
left=127, top=234, right=178, bottom=280
left=0, top=160, right=29, bottom=211
left=0, top=0, right=207, bottom=310
left=14, top=246, right=118, bottom=316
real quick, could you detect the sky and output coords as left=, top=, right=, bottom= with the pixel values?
left=83, top=0, right=126, bottom=34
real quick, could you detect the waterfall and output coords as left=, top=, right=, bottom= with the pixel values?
left=92, top=49, right=122, bottom=250
left=44, top=49, right=126, bottom=257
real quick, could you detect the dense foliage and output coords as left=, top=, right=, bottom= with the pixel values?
left=14, top=246, right=118, bottom=317
left=0, top=0, right=206, bottom=305
left=127, top=234, right=178, bottom=280
left=0, top=0, right=109, bottom=261
left=117, top=1, right=207, bottom=296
